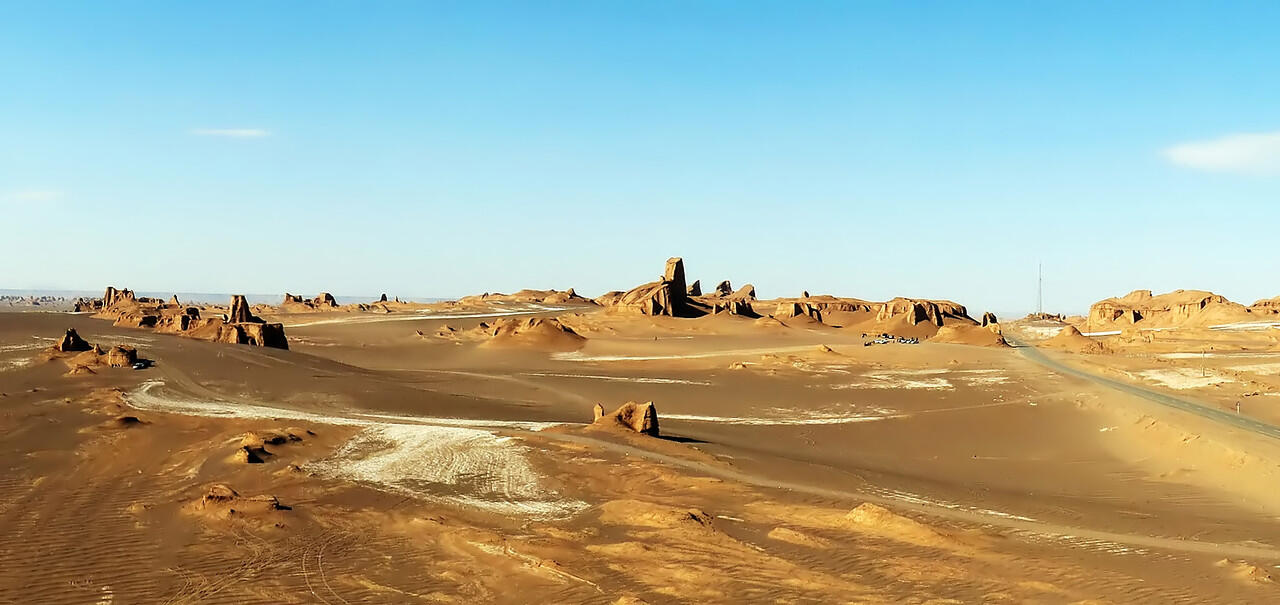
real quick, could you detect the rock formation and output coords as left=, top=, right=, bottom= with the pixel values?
left=1250, top=296, right=1280, bottom=313
left=687, top=280, right=702, bottom=297
left=379, top=293, right=388, bottom=302
left=611, top=257, right=693, bottom=317
left=592, top=401, right=659, bottom=436
left=477, top=317, right=586, bottom=350
left=714, top=281, right=733, bottom=296
left=710, top=298, right=753, bottom=316
left=459, top=288, right=593, bottom=305
left=79, top=287, right=287, bottom=350
left=774, top=301, right=823, bottom=322
left=228, top=295, right=256, bottom=323
left=1087, top=289, right=1242, bottom=331
left=929, top=324, right=1008, bottom=347
left=980, top=312, right=998, bottom=327
left=55, top=328, right=92, bottom=352
left=874, top=298, right=969, bottom=327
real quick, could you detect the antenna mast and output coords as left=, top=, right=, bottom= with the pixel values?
left=1037, top=263, right=1043, bottom=315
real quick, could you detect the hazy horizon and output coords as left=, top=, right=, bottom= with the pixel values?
left=4, top=2, right=1278, bottom=315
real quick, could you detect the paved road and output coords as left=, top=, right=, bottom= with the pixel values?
left=1009, top=338, right=1280, bottom=441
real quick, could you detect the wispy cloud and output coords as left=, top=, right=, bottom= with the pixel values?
left=190, top=128, right=271, bottom=138
left=1163, top=130, right=1280, bottom=175
left=1, top=189, right=63, bottom=203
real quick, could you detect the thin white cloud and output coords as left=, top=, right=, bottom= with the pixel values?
left=1163, top=130, right=1280, bottom=175
left=190, top=128, right=271, bottom=138
left=1, top=189, right=63, bottom=203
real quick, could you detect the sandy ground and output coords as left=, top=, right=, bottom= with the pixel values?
left=2, top=308, right=1280, bottom=603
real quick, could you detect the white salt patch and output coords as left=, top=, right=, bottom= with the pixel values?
left=1138, top=368, right=1232, bottom=390
left=306, top=425, right=586, bottom=518
left=0, top=357, right=32, bottom=372
left=834, top=370, right=953, bottom=390
left=522, top=372, right=711, bottom=385
left=1209, top=321, right=1280, bottom=331
left=1020, top=326, right=1065, bottom=338
left=125, top=381, right=582, bottom=518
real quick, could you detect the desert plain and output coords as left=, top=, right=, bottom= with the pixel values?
left=2, top=258, right=1280, bottom=603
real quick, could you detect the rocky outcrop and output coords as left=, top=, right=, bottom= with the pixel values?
left=228, top=295, right=257, bottom=323
left=710, top=298, right=753, bottom=316
left=980, top=312, right=998, bottom=327
left=592, top=401, right=659, bottom=436
left=1250, top=296, right=1280, bottom=313
left=714, top=281, right=733, bottom=296
left=314, top=292, right=338, bottom=307
left=80, top=288, right=287, bottom=350
left=611, top=257, right=693, bottom=317
left=459, top=288, right=592, bottom=305
left=379, top=293, right=389, bottom=303
left=103, top=345, right=138, bottom=367
left=103, top=286, right=135, bottom=309
left=1087, top=289, right=1241, bottom=330
left=731, top=284, right=757, bottom=301
left=687, top=280, right=702, bottom=297
left=60, top=342, right=140, bottom=371
left=478, top=317, right=586, bottom=351
left=878, top=298, right=939, bottom=326
left=774, top=301, right=823, bottom=322
left=55, top=328, right=92, bottom=352
left=929, top=324, right=1008, bottom=347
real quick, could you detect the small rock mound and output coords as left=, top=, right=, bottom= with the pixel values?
left=194, top=484, right=291, bottom=518
left=481, top=317, right=586, bottom=351
left=591, top=401, right=660, bottom=436
left=1041, top=325, right=1105, bottom=354
left=929, top=324, right=1009, bottom=347
left=844, top=503, right=962, bottom=549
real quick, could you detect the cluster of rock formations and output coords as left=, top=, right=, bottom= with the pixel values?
left=591, top=401, right=660, bottom=436
left=591, top=257, right=1000, bottom=344
left=281, top=292, right=338, bottom=312
left=1, top=294, right=67, bottom=307
left=1087, top=290, right=1235, bottom=329
left=457, top=288, right=592, bottom=305
left=46, top=328, right=140, bottom=375
left=1082, top=288, right=1280, bottom=332
left=76, top=287, right=288, bottom=349
left=431, top=316, right=587, bottom=351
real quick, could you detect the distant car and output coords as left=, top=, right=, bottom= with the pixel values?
left=132, top=362, right=147, bottom=370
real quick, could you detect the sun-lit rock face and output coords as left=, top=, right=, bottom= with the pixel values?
left=592, top=401, right=660, bottom=436
left=1086, top=289, right=1239, bottom=330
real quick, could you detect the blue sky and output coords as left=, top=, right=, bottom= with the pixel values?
left=3, top=1, right=1279, bottom=315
